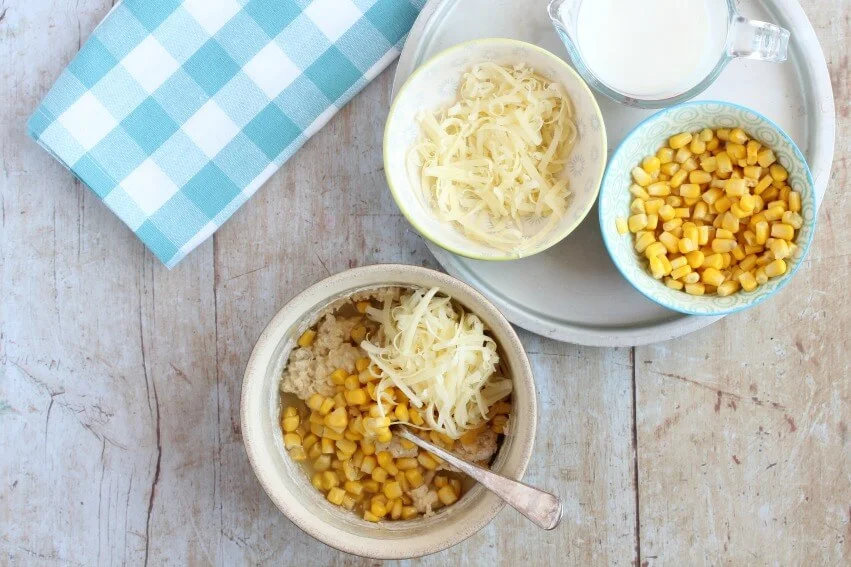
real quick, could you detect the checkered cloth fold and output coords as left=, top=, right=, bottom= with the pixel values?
left=28, top=0, right=423, bottom=268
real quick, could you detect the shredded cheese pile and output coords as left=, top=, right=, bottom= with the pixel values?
left=409, top=62, right=578, bottom=253
left=360, top=287, right=513, bottom=439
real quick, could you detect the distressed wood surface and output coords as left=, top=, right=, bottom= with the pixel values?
left=0, top=0, right=847, bottom=565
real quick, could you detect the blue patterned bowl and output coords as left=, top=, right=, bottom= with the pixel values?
left=598, top=101, right=816, bottom=316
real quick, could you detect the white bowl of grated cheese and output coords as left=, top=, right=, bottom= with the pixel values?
left=385, top=38, right=607, bottom=261
left=241, top=264, right=537, bottom=559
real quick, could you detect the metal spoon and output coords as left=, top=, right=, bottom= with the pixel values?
left=391, top=425, right=563, bottom=530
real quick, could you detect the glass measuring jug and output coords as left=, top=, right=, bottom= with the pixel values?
left=548, top=0, right=790, bottom=108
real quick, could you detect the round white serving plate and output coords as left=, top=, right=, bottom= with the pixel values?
left=392, top=0, right=834, bottom=346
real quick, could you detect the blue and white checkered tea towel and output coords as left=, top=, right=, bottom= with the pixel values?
left=28, top=0, right=423, bottom=268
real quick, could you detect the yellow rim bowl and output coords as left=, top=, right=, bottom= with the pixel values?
left=383, top=38, right=607, bottom=261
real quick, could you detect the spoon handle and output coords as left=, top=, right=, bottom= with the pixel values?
left=394, top=427, right=563, bottom=530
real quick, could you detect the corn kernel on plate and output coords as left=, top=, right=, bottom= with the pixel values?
left=393, top=0, right=833, bottom=345
left=599, top=101, right=815, bottom=315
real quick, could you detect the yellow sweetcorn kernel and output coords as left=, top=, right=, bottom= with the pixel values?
left=716, top=151, right=733, bottom=174
left=615, top=216, right=629, bottom=235
left=689, top=137, right=706, bottom=155
left=724, top=178, right=747, bottom=197
left=679, top=183, right=701, bottom=199
left=666, top=277, right=684, bottom=290
left=629, top=183, right=651, bottom=200
left=729, top=128, right=749, bottom=145
left=788, top=191, right=801, bottom=213
left=757, top=148, right=777, bottom=168
left=714, top=196, right=732, bottom=214
left=769, top=164, right=788, bottom=182
left=743, top=165, right=762, bottom=180
left=355, top=357, right=371, bottom=373
left=282, top=413, right=300, bottom=433
left=307, top=393, right=325, bottom=412
left=770, top=239, right=791, bottom=260
left=297, top=329, right=316, bottom=348
left=686, top=251, right=705, bottom=269
left=642, top=156, right=661, bottom=175
left=628, top=214, right=648, bottom=233
left=350, top=325, right=367, bottom=344
left=726, top=142, right=746, bottom=160
left=688, top=170, right=712, bottom=185
left=658, top=204, right=676, bottom=222
left=333, top=392, right=347, bottom=409
left=669, top=132, right=693, bottom=150
left=660, top=161, right=680, bottom=176
left=685, top=283, right=706, bottom=296
left=318, top=397, right=335, bottom=416
left=437, top=485, right=459, bottom=506
left=355, top=300, right=371, bottom=314
left=647, top=182, right=671, bottom=197
left=330, top=368, right=348, bottom=385
left=765, top=259, right=787, bottom=278
left=657, top=147, right=675, bottom=163
left=738, top=271, right=758, bottom=292
left=782, top=211, right=803, bottom=230
left=634, top=232, right=656, bottom=253
left=670, top=169, right=688, bottom=189
left=645, top=198, right=664, bottom=216
left=632, top=167, right=653, bottom=187
left=383, top=481, right=403, bottom=500
left=746, top=140, right=761, bottom=165
left=717, top=281, right=740, bottom=297
left=771, top=223, right=795, bottom=241
left=630, top=198, right=646, bottom=214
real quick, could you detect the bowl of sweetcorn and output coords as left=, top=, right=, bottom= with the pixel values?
left=241, top=264, right=537, bottom=559
left=598, top=101, right=816, bottom=316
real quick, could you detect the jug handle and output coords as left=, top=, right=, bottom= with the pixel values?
left=728, top=15, right=790, bottom=62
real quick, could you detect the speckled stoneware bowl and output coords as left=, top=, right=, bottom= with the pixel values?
left=384, top=38, right=607, bottom=261
left=241, top=265, right=536, bottom=559
left=599, top=101, right=817, bottom=316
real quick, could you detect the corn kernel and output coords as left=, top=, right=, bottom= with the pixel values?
left=642, top=156, right=661, bottom=175
left=665, top=277, right=684, bottom=290
left=350, top=325, right=367, bottom=344
left=628, top=214, right=648, bottom=233
left=717, top=280, right=740, bottom=297
left=363, top=510, right=380, bottom=522
left=788, top=191, right=801, bottom=213
left=647, top=182, right=671, bottom=197
left=716, top=152, right=733, bottom=174
left=685, top=283, right=706, bottom=296
left=720, top=212, right=740, bottom=233
left=733, top=271, right=756, bottom=292
left=632, top=167, right=653, bottom=187
left=297, top=329, right=316, bottom=348
left=689, top=137, right=706, bottom=155
left=769, top=164, right=788, bottom=182
left=728, top=128, right=748, bottom=145
left=701, top=268, right=725, bottom=287
left=765, top=259, right=787, bottom=278
left=437, top=485, right=459, bottom=506
left=670, top=169, right=688, bottom=189
left=714, top=196, right=732, bottom=214
left=770, top=239, right=791, bottom=260
left=771, top=223, right=795, bottom=241
left=616, top=217, right=628, bottom=235
left=284, top=432, right=302, bottom=449
left=711, top=239, right=737, bottom=253
left=683, top=272, right=700, bottom=284
left=660, top=161, right=680, bottom=176
left=669, top=132, right=693, bottom=149
left=629, top=184, right=651, bottom=200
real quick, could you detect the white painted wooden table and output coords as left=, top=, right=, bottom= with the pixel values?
left=1, top=1, right=849, bottom=565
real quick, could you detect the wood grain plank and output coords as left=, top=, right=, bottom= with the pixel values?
left=634, top=2, right=851, bottom=563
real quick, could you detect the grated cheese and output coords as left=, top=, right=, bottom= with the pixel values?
left=360, top=287, right=513, bottom=439
left=409, top=62, right=578, bottom=254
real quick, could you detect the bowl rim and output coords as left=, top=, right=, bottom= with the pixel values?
left=240, top=264, right=537, bottom=559
left=597, top=99, right=817, bottom=316
left=383, top=37, right=607, bottom=262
